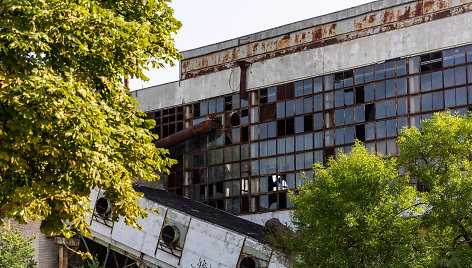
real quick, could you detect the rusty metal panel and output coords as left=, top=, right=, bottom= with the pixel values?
left=181, top=0, right=472, bottom=79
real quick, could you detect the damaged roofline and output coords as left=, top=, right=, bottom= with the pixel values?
left=181, top=0, right=415, bottom=60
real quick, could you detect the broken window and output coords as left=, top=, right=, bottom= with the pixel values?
left=276, top=83, right=292, bottom=101
left=420, top=51, right=442, bottom=72
left=365, top=104, right=375, bottom=121
left=260, top=103, right=276, bottom=121
left=355, top=86, right=365, bottom=103
left=325, top=111, right=334, bottom=128
left=356, top=124, right=365, bottom=142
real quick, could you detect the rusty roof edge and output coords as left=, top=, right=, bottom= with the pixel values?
left=181, top=0, right=416, bottom=60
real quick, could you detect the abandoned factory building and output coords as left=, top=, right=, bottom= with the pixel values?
left=80, top=0, right=472, bottom=267
left=131, top=0, right=472, bottom=226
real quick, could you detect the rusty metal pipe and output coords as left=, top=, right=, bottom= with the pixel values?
left=155, top=119, right=221, bottom=148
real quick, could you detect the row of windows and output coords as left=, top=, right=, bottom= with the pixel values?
left=153, top=44, right=472, bottom=215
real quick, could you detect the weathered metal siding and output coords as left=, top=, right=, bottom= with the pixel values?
left=181, top=0, right=472, bottom=79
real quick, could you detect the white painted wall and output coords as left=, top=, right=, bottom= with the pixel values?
left=89, top=189, right=288, bottom=268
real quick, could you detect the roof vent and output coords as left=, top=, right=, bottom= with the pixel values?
left=95, top=197, right=112, bottom=218
left=161, top=225, right=180, bottom=246
left=239, top=256, right=258, bottom=268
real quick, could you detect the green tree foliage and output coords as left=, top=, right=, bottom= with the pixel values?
left=0, top=224, right=37, bottom=268
left=0, top=0, right=180, bottom=236
left=398, top=111, right=472, bottom=266
left=291, top=112, right=472, bottom=267
left=291, top=143, right=420, bottom=267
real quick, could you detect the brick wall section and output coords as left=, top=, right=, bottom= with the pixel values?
left=12, top=220, right=59, bottom=268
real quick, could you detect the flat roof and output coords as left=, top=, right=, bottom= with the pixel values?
left=181, top=0, right=415, bottom=60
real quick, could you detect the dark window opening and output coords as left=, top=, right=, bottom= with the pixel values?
left=242, top=126, right=249, bottom=142
left=216, top=183, right=224, bottom=196
left=168, top=124, right=175, bottom=135
left=286, top=118, right=295, bottom=135
left=334, top=70, right=354, bottom=88
left=259, top=88, right=268, bottom=104
left=304, top=115, right=313, bottom=132
left=277, top=83, right=295, bottom=101
left=277, top=120, right=286, bottom=136
left=177, top=122, right=183, bottom=132
left=356, top=125, right=365, bottom=142
left=325, top=148, right=335, bottom=164
left=163, top=125, right=169, bottom=137
left=365, top=104, right=375, bottom=122
left=217, top=200, right=224, bottom=210
left=193, top=104, right=200, bottom=117
left=231, top=113, right=240, bottom=126
left=420, top=52, right=442, bottom=72
left=242, top=197, right=250, bottom=213
left=260, top=103, right=276, bottom=121
left=269, top=194, right=277, bottom=210
left=279, top=193, right=287, bottom=209
left=268, top=176, right=277, bottom=192
left=225, top=130, right=233, bottom=145
left=225, top=96, right=232, bottom=111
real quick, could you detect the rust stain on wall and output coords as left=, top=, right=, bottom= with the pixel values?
left=328, top=23, right=337, bottom=35
left=181, top=0, right=472, bottom=77
left=382, top=9, right=395, bottom=24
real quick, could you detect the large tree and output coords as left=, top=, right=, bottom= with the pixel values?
left=0, top=0, right=180, bottom=236
left=290, top=112, right=472, bottom=267
left=398, top=111, right=472, bottom=266
left=290, top=143, right=421, bottom=267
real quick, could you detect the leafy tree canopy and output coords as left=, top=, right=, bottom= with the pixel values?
left=291, top=112, right=472, bottom=267
left=0, top=0, right=180, bottom=236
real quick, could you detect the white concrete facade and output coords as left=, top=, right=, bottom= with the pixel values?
left=132, top=12, right=472, bottom=111
left=89, top=189, right=289, bottom=268
left=130, top=3, right=472, bottom=226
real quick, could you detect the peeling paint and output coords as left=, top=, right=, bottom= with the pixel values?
left=180, top=0, right=472, bottom=79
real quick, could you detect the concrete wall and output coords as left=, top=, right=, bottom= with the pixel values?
left=130, top=10, right=472, bottom=227
left=89, top=189, right=288, bottom=268
left=132, top=12, right=472, bottom=113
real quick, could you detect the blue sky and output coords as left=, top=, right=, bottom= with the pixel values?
left=129, top=0, right=373, bottom=91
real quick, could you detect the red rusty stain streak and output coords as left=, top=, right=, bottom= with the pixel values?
left=367, top=14, right=376, bottom=24
left=382, top=9, right=395, bottom=24
left=301, top=32, right=306, bottom=40
left=437, top=0, right=447, bottom=10
left=431, top=9, right=452, bottom=20
left=414, top=2, right=423, bottom=17
left=252, top=43, right=259, bottom=55
left=354, top=19, right=364, bottom=30
left=423, top=0, right=436, bottom=13
left=397, top=6, right=412, bottom=21
left=181, top=1, right=470, bottom=75
left=313, top=27, right=323, bottom=40
left=328, top=23, right=337, bottom=35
